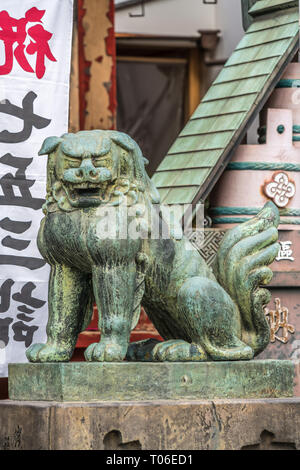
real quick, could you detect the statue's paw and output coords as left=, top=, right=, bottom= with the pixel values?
left=152, top=340, right=208, bottom=362
left=26, top=343, right=45, bottom=362
left=84, top=341, right=126, bottom=362
left=26, top=343, right=72, bottom=362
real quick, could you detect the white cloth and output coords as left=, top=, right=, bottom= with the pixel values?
left=0, top=0, right=73, bottom=376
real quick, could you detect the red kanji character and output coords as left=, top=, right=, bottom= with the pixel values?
left=26, top=24, right=56, bottom=79
left=0, top=10, right=33, bottom=75
left=0, top=7, right=56, bottom=79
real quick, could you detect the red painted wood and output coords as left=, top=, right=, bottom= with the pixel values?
left=106, top=0, right=117, bottom=128
left=75, top=307, right=162, bottom=349
left=77, top=0, right=116, bottom=130
left=77, top=0, right=90, bottom=130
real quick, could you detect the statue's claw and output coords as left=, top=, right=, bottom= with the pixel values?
left=84, top=341, right=126, bottom=362
left=152, top=340, right=208, bottom=362
left=26, top=343, right=73, bottom=362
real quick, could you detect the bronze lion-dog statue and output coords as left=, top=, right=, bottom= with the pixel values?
left=26, top=130, right=279, bottom=363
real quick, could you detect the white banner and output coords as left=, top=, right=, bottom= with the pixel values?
left=0, top=0, right=74, bottom=375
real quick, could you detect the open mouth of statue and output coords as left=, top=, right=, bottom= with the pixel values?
left=63, top=182, right=105, bottom=207
left=72, top=184, right=101, bottom=197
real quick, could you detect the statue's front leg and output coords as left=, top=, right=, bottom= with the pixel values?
left=26, top=264, right=91, bottom=362
left=85, top=262, right=136, bottom=362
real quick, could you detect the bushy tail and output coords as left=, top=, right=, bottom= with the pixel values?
left=213, top=202, right=280, bottom=356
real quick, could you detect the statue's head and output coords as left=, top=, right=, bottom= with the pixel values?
left=39, top=130, right=160, bottom=212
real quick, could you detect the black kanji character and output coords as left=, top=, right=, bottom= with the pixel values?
left=17, top=305, right=34, bottom=315
left=0, top=91, right=51, bottom=143
left=2, top=236, right=30, bottom=251
left=0, top=217, right=32, bottom=233
left=16, top=313, right=34, bottom=322
left=0, top=153, right=45, bottom=210
left=0, top=317, right=13, bottom=346
left=12, top=282, right=46, bottom=310
left=0, top=214, right=46, bottom=268
left=12, top=321, right=38, bottom=347
left=1, top=216, right=31, bottom=251
left=0, top=256, right=45, bottom=270
left=0, top=279, right=14, bottom=313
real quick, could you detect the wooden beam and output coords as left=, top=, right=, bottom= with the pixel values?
left=78, top=0, right=117, bottom=130
left=117, top=56, right=187, bottom=64
left=187, top=48, right=202, bottom=117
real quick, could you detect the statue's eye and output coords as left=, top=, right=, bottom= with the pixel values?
left=65, top=157, right=81, bottom=168
left=94, top=158, right=110, bottom=167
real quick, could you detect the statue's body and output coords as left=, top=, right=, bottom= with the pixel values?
left=26, top=130, right=279, bottom=363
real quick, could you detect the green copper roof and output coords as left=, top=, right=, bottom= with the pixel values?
left=152, top=3, right=299, bottom=206
left=249, top=0, right=298, bottom=15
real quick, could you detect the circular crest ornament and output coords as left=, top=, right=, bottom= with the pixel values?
left=264, top=172, right=295, bottom=208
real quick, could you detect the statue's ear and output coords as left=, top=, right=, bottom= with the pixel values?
left=38, top=136, right=62, bottom=155
left=111, top=132, right=135, bottom=152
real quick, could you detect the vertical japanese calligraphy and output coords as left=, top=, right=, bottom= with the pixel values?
left=0, top=0, right=73, bottom=376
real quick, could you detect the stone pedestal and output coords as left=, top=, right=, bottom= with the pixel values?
left=1, top=398, right=300, bottom=450
left=3, top=360, right=299, bottom=450
left=8, top=360, right=295, bottom=402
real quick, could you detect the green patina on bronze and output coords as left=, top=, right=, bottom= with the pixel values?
left=26, top=130, right=280, bottom=364
left=9, top=360, right=294, bottom=401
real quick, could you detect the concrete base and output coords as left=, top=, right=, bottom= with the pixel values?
left=8, top=360, right=295, bottom=401
left=0, top=398, right=300, bottom=450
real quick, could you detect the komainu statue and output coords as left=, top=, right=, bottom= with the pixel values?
left=26, top=130, right=279, bottom=363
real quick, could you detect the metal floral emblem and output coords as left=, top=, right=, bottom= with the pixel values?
left=264, top=172, right=295, bottom=208
left=264, top=298, right=295, bottom=344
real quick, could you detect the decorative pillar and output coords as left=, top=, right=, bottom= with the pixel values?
left=78, top=0, right=116, bottom=130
